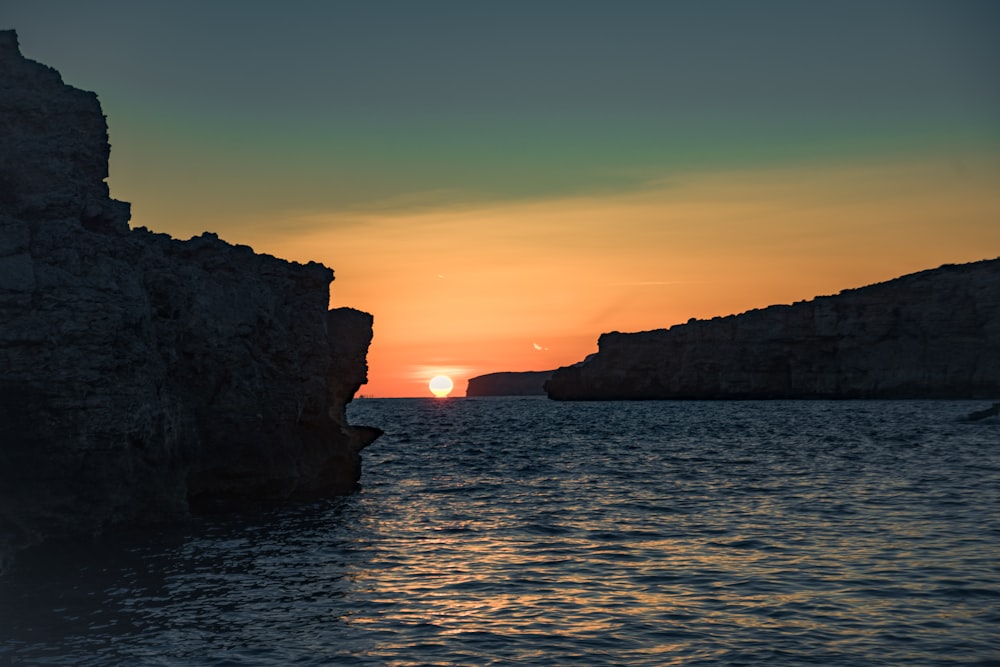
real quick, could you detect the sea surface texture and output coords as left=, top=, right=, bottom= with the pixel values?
left=2, top=398, right=998, bottom=666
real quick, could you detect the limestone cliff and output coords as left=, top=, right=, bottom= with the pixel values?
left=546, top=259, right=1000, bottom=400
left=0, top=31, right=380, bottom=571
left=466, top=370, right=554, bottom=396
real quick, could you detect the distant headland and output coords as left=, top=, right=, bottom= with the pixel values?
left=466, top=370, right=555, bottom=397
left=0, top=30, right=379, bottom=571
left=545, top=258, right=1000, bottom=400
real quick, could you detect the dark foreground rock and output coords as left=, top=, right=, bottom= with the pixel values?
left=466, top=370, right=554, bottom=396
left=0, top=31, right=380, bottom=572
left=546, top=259, right=1000, bottom=400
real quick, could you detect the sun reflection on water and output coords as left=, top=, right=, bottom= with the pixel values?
left=330, top=399, right=1000, bottom=665
left=4, top=400, right=993, bottom=666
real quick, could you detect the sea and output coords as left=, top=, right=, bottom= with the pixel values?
left=1, top=398, right=998, bottom=666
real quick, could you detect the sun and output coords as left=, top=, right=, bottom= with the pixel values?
left=428, top=374, right=454, bottom=398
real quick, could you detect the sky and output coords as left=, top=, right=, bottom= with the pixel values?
left=4, top=1, right=1000, bottom=397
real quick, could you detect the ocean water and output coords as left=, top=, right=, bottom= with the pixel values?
left=1, top=398, right=998, bottom=666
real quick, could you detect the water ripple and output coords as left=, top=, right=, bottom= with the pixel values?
left=1, top=399, right=999, bottom=665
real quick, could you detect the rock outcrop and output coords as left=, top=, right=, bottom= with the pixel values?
left=466, top=370, right=554, bottom=396
left=545, top=259, right=1000, bottom=400
left=0, top=30, right=380, bottom=571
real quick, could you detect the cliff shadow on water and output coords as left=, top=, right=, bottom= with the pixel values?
left=0, top=30, right=380, bottom=572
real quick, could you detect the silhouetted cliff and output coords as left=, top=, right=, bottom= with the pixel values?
left=466, top=370, right=554, bottom=396
left=546, top=259, right=1000, bottom=400
left=0, top=31, right=380, bottom=571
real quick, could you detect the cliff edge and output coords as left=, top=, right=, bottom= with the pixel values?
left=545, top=259, right=1000, bottom=400
left=0, top=30, right=380, bottom=571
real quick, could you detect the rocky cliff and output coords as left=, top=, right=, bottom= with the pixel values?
left=545, top=259, right=1000, bottom=400
left=0, top=30, right=380, bottom=571
left=466, top=370, right=554, bottom=396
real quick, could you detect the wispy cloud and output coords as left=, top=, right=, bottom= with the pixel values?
left=406, top=365, right=476, bottom=381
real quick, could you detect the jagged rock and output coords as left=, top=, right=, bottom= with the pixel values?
left=0, top=30, right=129, bottom=233
left=466, top=370, right=554, bottom=396
left=545, top=259, right=1000, bottom=400
left=0, top=30, right=380, bottom=572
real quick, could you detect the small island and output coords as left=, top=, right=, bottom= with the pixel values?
left=465, top=370, right=555, bottom=397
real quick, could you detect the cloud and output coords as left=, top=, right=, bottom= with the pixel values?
left=406, top=365, right=475, bottom=381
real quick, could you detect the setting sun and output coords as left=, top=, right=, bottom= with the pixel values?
left=428, top=375, right=454, bottom=398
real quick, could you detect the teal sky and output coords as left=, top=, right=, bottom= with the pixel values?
left=4, top=1, right=999, bottom=233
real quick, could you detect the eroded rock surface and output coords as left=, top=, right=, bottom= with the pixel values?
left=546, top=259, right=1000, bottom=400
left=0, top=30, right=379, bottom=571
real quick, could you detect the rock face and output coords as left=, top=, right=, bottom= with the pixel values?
left=0, top=31, right=380, bottom=571
left=545, top=259, right=1000, bottom=400
left=466, top=370, right=554, bottom=396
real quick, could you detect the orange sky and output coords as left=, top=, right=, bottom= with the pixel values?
left=254, top=155, right=1000, bottom=397
left=9, top=3, right=998, bottom=397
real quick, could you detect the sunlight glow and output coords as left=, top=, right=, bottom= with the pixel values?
left=429, top=375, right=455, bottom=398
